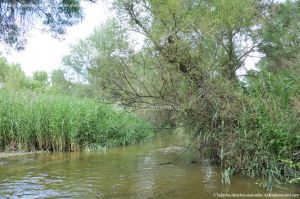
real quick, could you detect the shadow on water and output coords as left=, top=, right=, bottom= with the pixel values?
left=0, top=132, right=299, bottom=198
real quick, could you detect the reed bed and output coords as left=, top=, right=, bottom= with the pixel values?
left=0, top=91, right=153, bottom=151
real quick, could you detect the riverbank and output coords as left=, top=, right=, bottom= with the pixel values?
left=0, top=91, right=153, bottom=152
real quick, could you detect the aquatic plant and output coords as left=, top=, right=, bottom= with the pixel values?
left=0, top=91, right=153, bottom=151
left=221, top=167, right=233, bottom=185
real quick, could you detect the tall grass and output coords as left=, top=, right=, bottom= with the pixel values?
left=235, top=70, right=300, bottom=183
left=0, top=91, right=153, bottom=151
left=182, top=69, right=300, bottom=185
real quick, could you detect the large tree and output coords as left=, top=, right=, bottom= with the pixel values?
left=64, top=0, right=263, bottom=119
left=112, top=0, right=263, bottom=82
left=62, top=0, right=300, bottom=182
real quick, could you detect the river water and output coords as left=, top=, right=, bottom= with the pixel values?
left=0, top=132, right=299, bottom=198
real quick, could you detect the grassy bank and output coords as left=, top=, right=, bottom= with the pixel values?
left=0, top=91, right=153, bottom=152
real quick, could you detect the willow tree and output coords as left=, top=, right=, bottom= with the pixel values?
left=108, top=0, right=263, bottom=131
left=64, top=0, right=263, bottom=128
left=112, top=0, right=262, bottom=82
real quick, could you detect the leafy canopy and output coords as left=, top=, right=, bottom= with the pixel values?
left=0, top=0, right=95, bottom=50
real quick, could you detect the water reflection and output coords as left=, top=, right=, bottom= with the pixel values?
left=136, top=154, right=156, bottom=198
left=200, top=159, right=217, bottom=190
left=0, top=133, right=299, bottom=198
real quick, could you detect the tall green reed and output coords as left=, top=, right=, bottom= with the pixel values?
left=0, top=91, right=153, bottom=151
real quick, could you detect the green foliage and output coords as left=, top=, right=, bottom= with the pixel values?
left=112, top=0, right=261, bottom=82
left=1, top=0, right=297, bottom=188
left=51, top=69, right=67, bottom=86
left=50, top=69, right=70, bottom=94
left=258, top=0, right=300, bottom=71
left=62, top=0, right=300, bottom=186
left=33, top=71, right=48, bottom=85
left=62, top=19, right=132, bottom=99
left=2, top=63, right=27, bottom=90
left=49, top=69, right=95, bottom=98
left=0, top=0, right=86, bottom=50
left=0, top=56, right=9, bottom=82
left=0, top=55, right=50, bottom=92
left=197, top=69, right=300, bottom=184
left=63, top=0, right=264, bottom=130
left=281, top=160, right=300, bottom=171
left=0, top=91, right=153, bottom=152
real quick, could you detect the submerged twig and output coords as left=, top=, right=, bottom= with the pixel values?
left=158, top=142, right=193, bottom=165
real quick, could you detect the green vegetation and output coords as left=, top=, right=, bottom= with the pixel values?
left=0, top=0, right=299, bottom=189
left=199, top=69, right=300, bottom=185
left=62, top=0, right=300, bottom=185
left=0, top=91, right=153, bottom=152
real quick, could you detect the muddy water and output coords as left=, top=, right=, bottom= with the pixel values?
left=0, top=133, right=299, bottom=198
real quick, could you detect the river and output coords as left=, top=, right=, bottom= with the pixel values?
left=0, top=132, right=299, bottom=198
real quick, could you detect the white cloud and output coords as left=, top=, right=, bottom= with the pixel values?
left=3, top=0, right=108, bottom=76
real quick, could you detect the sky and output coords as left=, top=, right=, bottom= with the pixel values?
left=3, top=0, right=109, bottom=76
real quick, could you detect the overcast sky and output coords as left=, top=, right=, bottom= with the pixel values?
left=2, top=1, right=108, bottom=76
